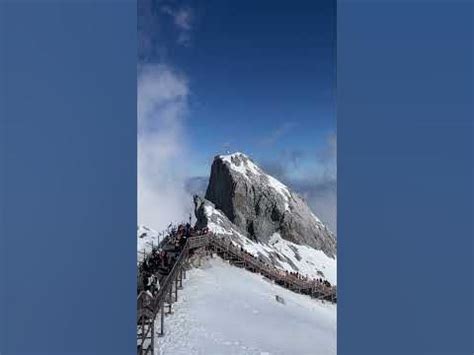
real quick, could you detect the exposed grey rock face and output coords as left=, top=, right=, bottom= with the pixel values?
left=194, top=196, right=301, bottom=271
left=201, top=153, right=337, bottom=259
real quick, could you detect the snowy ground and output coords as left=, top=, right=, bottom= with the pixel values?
left=156, top=257, right=336, bottom=355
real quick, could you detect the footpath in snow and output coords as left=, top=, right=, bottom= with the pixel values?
left=156, top=257, right=336, bottom=355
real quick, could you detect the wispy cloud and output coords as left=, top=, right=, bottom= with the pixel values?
left=137, top=65, right=194, bottom=231
left=260, top=122, right=297, bottom=146
left=171, top=7, right=193, bottom=31
left=137, top=0, right=199, bottom=231
left=299, top=133, right=337, bottom=233
left=161, top=5, right=194, bottom=46
left=138, top=0, right=164, bottom=61
left=317, top=131, right=336, bottom=167
left=138, top=0, right=195, bottom=61
left=295, top=177, right=337, bottom=235
left=259, top=132, right=337, bottom=233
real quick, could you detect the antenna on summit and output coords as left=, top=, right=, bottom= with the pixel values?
left=223, top=142, right=231, bottom=155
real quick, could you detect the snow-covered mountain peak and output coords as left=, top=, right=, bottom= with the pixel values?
left=218, top=152, right=261, bottom=177
left=204, top=152, right=336, bottom=258
left=217, top=152, right=291, bottom=203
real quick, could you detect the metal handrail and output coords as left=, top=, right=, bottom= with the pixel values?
left=137, top=235, right=214, bottom=353
left=208, top=235, right=336, bottom=299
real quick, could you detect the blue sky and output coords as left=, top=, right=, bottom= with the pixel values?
left=138, top=0, right=337, bottom=232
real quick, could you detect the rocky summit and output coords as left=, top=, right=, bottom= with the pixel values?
left=196, top=152, right=337, bottom=259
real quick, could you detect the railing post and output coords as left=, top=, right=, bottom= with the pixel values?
left=175, top=275, right=178, bottom=301
left=150, top=318, right=155, bottom=355
left=168, top=286, right=173, bottom=314
left=160, top=302, right=164, bottom=336
left=139, top=314, right=145, bottom=355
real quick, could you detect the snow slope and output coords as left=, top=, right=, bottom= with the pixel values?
left=156, top=258, right=336, bottom=355
left=202, top=202, right=337, bottom=285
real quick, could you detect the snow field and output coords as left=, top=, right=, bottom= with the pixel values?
left=156, top=257, right=336, bottom=355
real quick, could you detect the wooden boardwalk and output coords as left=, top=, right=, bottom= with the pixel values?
left=208, top=236, right=336, bottom=301
left=137, top=233, right=336, bottom=355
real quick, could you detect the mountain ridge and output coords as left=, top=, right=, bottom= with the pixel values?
left=202, top=152, right=336, bottom=258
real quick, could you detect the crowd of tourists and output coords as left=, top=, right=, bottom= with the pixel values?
left=138, top=224, right=335, bottom=301
left=213, top=234, right=334, bottom=296
left=137, top=223, right=210, bottom=297
left=283, top=270, right=332, bottom=288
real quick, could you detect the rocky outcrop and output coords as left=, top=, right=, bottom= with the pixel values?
left=200, top=153, right=336, bottom=259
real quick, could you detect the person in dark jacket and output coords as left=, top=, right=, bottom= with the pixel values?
left=179, top=235, right=187, bottom=248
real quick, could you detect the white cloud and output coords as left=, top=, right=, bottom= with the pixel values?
left=161, top=5, right=194, bottom=46
left=138, top=65, right=194, bottom=232
left=259, top=122, right=297, bottom=146
left=173, top=7, right=193, bottom=31
left=300, top=178, right=337, bottom=235
left=259, top=132, right=337, bottom=233
left=306, top=132, right=337, bottom=233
